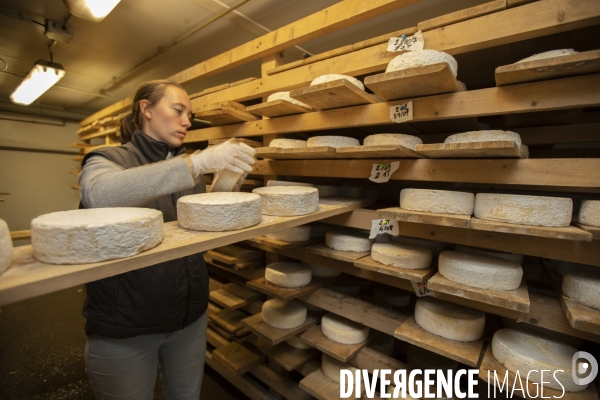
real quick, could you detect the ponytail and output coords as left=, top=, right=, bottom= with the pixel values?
left=120, top=114, right=136, bottom=144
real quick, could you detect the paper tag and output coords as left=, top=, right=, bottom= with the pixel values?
left=411, top=280, right=434, bottom=297
left=387, top=30, right=424, bottom=52
left=390, top=101, right=413, bottom=123
left=369, top=161, right=399, bottom=183
left=369, top=219, right=400, bottom=239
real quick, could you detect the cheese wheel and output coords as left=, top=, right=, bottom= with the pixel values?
left=267, top=91, right=311, bottom=108
left=400, top=189, right=475, bottom=215
left=562, top=271, right=600, bottom=310
left=252, top=186, right=319, bottom=216
left=313, top=185, right=339, bottom=197
left=444, top=130, right=522, bottom=147
left=269, top=138, right=307, bottom=148
left=302, top=261, right=342, bottom=277
left=516, top=49, right=577, bottom=63
left=0, top=219, right=12, bottom=274
left=322, top=353, right=357, bottom=383
left=394, top=235, right=446, bottom=255
left=415, top=297, right=485, bottom=341
left=492, top=329, right=583, bottom=392
left=265, top=226, right=311, bottom=242
left=338, top=186, right=363, bottom=198
left=326, top=229, right=374, bottom=252
left=367, top=333, right=395, bottom=356
left=386, top=50, right=458, bottom=77
left=307, top=136, right=360, bottom=148
left=364, top=134, right=423, bottom=150
left=373, top=285, right=412, bottom=307
left=327, top=279, right=361, bottom=296
left=267, top=180, right=314, bottom=188
left=31, top=208, right=163, bottom=264
left=439, top=251, right=523, bottom=291
left=474, top=193, right=573, bottom=227
left=178, top=192, right=262, bottom=231
left=285, top=335, right=312, bottom=350
left=210, top=169, right=243, bottom=192
left=407, top=345, right=459, bottom=372
left=454, top=244, right=523, bottom=265
left=371, top=242, right=432, bottom=270
left=265, top=262, right=312, bottom=288
left=321, top=312, right=369, bottom=344
left=579, top=200, right=600, bottom=227
left=311, top=74, right=365, bottom=91
left=262, top=299, right=307, bottom=329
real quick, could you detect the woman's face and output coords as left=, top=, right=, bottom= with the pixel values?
left=141, top=86, right=193, bottom=148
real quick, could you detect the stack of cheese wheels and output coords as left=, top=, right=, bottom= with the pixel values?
left=267, top=180, right=314, bottom=188
left=326, top=229, right=374, bottom=252
left=474, top=193, right=573, bottom=227
left=367, top=333, right=395, bottom=356
left=252, top=186, right=319, bottom=216
left=285, top=335, right=312, bottom=350
left=562, top=271, right=600, bottom=310
left=492, top=329, right=584, bottom=392
left=178, top=192, right=262, bottom=231
left=265, top=262, right=312, bottom=288
left=311, top=74, right=365, bottom=90
left=439, top=251, right=523, bottom=291
left=415, top=297, right=485, bottom=341
left=322, top=353, right=357, bottom=383
left=386, top=49, right=458, bottom=77
left=327, top=279, right=361, bottom=296
left=267, top=91, right=311, bottom=108
left=262, top=299, right=307, bottom=329
left=268, top=138, right=307, bottom=148
left=313, top=184, right=339, bottom=197
left=371, top=242, right=433, bottom=270
left=31, top=208, right=163, bottom=264
left=516, top=49, right=577, bottom=63
left=265, top=226, right=311, bottom=242
left=0, top=218, right=12, bottom=274
left=400, top=188, right=475, bottom=215
left=395, top=235, right=446, bottom=255
left=579, top=200, right=600, bottom=227
left=373, top=285, right=412, bottom=308
left=307, top=135, right=360, bottom=148
left=321, top=312, right=369, bottom=344
left=303, top=261, right=342, bottom=277
left=454, top=244, right=523, bottom=264
left=339, top=186, right=363, bottom=198
left=363, top=133, right=423, bottom=150
left=407, top=345, right=459, bottom=372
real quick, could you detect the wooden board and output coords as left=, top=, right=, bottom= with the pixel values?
left=246, top=99, right=314, bottom=118
left=496, top=50, right=600, bottom=86
left=336, top=145, right=425, bottom=159
left=247, top=276, right=340, bottom=302
left=418, top=0, right=507, bottom=31
left=470, top=218, right=593, bottom=242
left=353, top=256, right=435, bottom=283
left=364, top=63, right=464, bottom=101
left=212, top=342, right=266, bottom=375
left=210, top=283, right=262, bottom=310
left=261, top=341, right=320, bottom=372
left=575, top=223, right=600, bottom=241
left=255, top=146, right=344, bottom=160
left=241, top=311, right=320, bottom=345
left=377, top=207, right=472, bottom=229
left=246, top=235, right=321, bottom=249
left=211, top=243, right=263, bottom=259
left=306, top=244, right=371, bottom=263
left=300, top=325, right=375, bottom=363
left=208, top=138, right=263, bottom=147
left=415, top=140, right=527, bottom=159
left=207, top=249, right=263, bottom=264
left=299, top=368, right=345, bottom=400
left=289, top=79, right=380, bottom=111
left=209, top=308, right=249, bottom=334
left=195, top=105, right=260, bottom=126
left=394, top=315, right=484, bottom=367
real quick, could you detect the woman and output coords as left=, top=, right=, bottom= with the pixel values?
left=78, top=79, right=255, bottom=399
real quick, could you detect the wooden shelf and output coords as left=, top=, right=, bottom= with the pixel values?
left=336, top=145, right=425, bottom=159
left=289, top=79, right=380, bottom=111
left=245, top=99, right=314, bottom=118
left=195, top=101, right=260, bottom=126
left=205, top=251, right=264, bottom=270
left=415, top=140, right=527, bottom=159
left=246, top=235, right=321, bottom=249
left=574, top=223, right=600, bottom=241
left=255, top=146, right=343, bottom=160
left=241, top=311, right=320, bottom=346
left=377, top=207, right=472, bottom=229
left=300, top=324, right=375, bottom=363
left=213, top=342, right=266, bottom=375
left=353, top=256, right=435, bottom=283
left=247, top=276, right=340, bottom=302
left=470, top=218, right=593, bottom=242
left=210, top=283, right=262, bottom=310
left=260, top=341, right=320, bottom=372
left=299, top=368, right=344, bottom=400
left=209, top=308, right=250, bottom=335
left=306, top=244, right=370, bottom=263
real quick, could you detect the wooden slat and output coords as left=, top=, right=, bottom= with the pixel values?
left=306, top=244, right=370, bottom=263
left=288, top=79, right=380, bottom=111
left=419, top=0, right=506, bottom=31
left=377, top=207, right=472, bottom=229
left=246, top=276, right=339, bottom=302
left=245, top=100, right=314, bottom=118
left=415, top=140, right=526, bottom=159
left=10, top=230, right=31, bottom=240
left=207, top=249, right=263, bottom=264
left=246, top=236, right=321, bottom=250
left=212, top=342, right=266, bottom=375
left=261, top=341, right=320, bottom=372
left=255, top=146, right=343, bottom=160
left=195, top=105, right=260, bottom=126
left=354, top=255, right=435, bottom=283
left=349, top=346, right=410, bottom=373
left=300, top=324, right=375, bottom=363
left=209, top=308, right=250, bottom=334
left=210, top=283, right=262, bottom=310
left=299, top=368, right=347, bottom=400
left=241, top=312, right=320, bottom=346
left=470, top=218, right=593, bottom=242
left=575, top=223, right=600, bottom=241
left=249, top=364, right=314, bottom=400
left=336, top=144, right=424, bottom=159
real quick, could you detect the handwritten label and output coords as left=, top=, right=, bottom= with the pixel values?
left=387, top=30, right=424, bottom=52
left=369, top=161, right=399, bottom=183
left=390, top=101, right=413, bottom=123
left=369, top=219, right=400, bottom=239
left=411, top=280, right=434, bottom=298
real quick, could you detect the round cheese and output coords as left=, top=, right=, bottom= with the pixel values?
left=262, top=299, right=307, bottom=329
left=415, top=297, right=485, bottom=342
left=444, top=130, right=522, bottom=147
left=492, top=329, right=583, bottom=392
left=474, top=193, right=573, bottom=227
left=267, top=180, right=313, bottom=188
left=321, top=312, right=370, bottom=344
left=400, top=189, right=475, bottom=215
left=367, top=334, right=395, bottom=356
left=0, top=219, right=12, bottom=274
left=562, top=271, right=600, bottom=310
left=326, top=229, right=374, bottom=252
left=178, top=192, right=262, bottom=231
left=579, top=200, right=600, bottom=227
left=307, top=136, right=360, bottom=148
left=338, top=186, right=363, bottom=198
left=439, top=251, right=523, bottom=291
left=252, top=186, right=319, bottom=216
left=31, top=208, right=163, bottom=264
left=363, top=134, right=423, bottom=150
left=373, top=285, right=412, bottom=307
left=407, top=345, right=459, bottom=372
left=313, top=185, right=339, bottom=197
left=454, top=244, right=523, bottom=265
left=394, top=236, right=446, bottom=255
left=516, top=49, right=577, bottom=63
left=322, top=353, right=357, bottom=383
left=303, top=261, right=342, bottom=277
left=265, top=226, right=311, bottom=242
left=285, top=335, right=312, bottom=350
left=265, top=262, right=312, bottom=288
left=327, top=279, right=361, bottom=296
left=371, top=242, right=432, bottom=270
left=269, top=138, right=307, bottom=148
left=386, top=50, right=458, bottom=77
left=311, top=74, right=365, bottom=91
left=267, top=91, right=311, bottom=108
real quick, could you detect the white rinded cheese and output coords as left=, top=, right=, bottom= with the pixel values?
left=492, top=329, right=584, bottom=392
left=367, top=333, right=395, bottom=356
left=338, top=186, right=363, bottom=198
left=307, top=136, right=360, bottom=148
left=267, top=180, right=314, bottom=188
left=373, top=284, right=412, bottom=307
left=516, top=49, right=577, bottom=63
left=327, top=279, right=361, bottom=296
left=579, top=200, right=600, bottom=227
left=265, top=262, right=312, bottom=288
left=178, top=192, right=262, bottom=231
left=269, top=138, right=307, bottom=148
left=439, top=251, right=523, bottom=291
left=302, top=261, right=342, bottom=277
left=394, top=235, right=446, bottom=255
left=386, top=49, right=458, bottom=77
left=265, top=226, right=311, bottom=242
left=210, top=169, right=243, bottom=193
left=326, top=229, right=374, bottom=252
left=31, top=208, right=163, bottom=264
left=364, top=133, right=423, bottom=150
left=444, top=130, right=522, bottom=147
left=454, top=244, right=523, bottom=265
left=0, top=219, right=12, bottom=274
left=400, top=189, right=475, bottom=215
left=322, top=353, right=357, bottom=383
left=285, top=335, right=312, bottom=350
left=474, top=193, right=573, bottom=227
left=321, top=312, right=369, bottom=344
left=371, top=242, right=433, bottom=270
left=267, top=91, right=311, bottom=108
left=407, top=345, right=459, bottom=372
left=313, top=185, right=339, bottom=197
left=262, top=299, right=307, bottom=329
left=562, top=271, right=600, bottom=310
left=311, top=74, right=365, bottom=91
left=252, top=186, right=319, bottom=216
left=415, top=297, right=485, bottom=341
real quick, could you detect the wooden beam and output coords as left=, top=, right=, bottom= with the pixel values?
left=418, top=0, right=507, bottom=32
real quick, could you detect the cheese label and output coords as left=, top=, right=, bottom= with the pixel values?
left=390, top=101, right=413, bottom=123
left=387, top=30, right=424, bottom=52
left=369, top=161, right=399, bottom=183
left=369, top=219, right=400, bottom=239
left=411, top=280, right=434, bottom=297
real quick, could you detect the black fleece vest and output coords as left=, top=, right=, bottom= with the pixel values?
left=81, top=131, right=209, bottom=338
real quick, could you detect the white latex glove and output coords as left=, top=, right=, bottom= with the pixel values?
left=190, top=139, right=256, bottom=176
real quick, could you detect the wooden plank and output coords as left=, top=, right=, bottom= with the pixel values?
left=470, top=218, right=593, bottom=242
left=349, top=346, right=410, bottom=374
left=336, top=145, right=424, bottom=159
left=289, top=80, right=380, bottom=111
left=507, top=0, right=538, bottom=7
left=305, top=45, right=355, bottom=65
left=267, top=59, right=306, bottom=76
left=210, top=283, right=262, bottom=310
left=377, top=207, right=472, bottom=229
left=230, top=77, right=257, bottom=87
left=249, top=364, right=314, bottom=400
left=496, top=50, right=600, bottom=86
left=306, top=244, right=370, bottom=263
left=212, top=342, right=266, bottom=375
left=211, top=243, right=263, bottom=259
left=418, top=0, right=507, bottom=31
left=247, top=276, right=339, bottom=302
left=261, top=341, right=320, bottom=372
left=394, top=315, right=484, bottom=367
left=575, top=223, right=600, bottom=241
left=416, top=140, right=526, bottom=159
left=300, top=325, right=375, bottom=363
left=255, top=146, right=343, bottom=160
left=208, top=138, right=263, bottom=147
left=241, top=312, right=320, bottom=346
left=207, top=249, right=263, bottom=264
left=246, top=100, right=314, bottom=118
left=10, top=230, right=31, bottom=240
left=299, top=368, right=346, bottom=400
left=209, top=308, right=249, bottom=334
left=354, top=255, right=435, bottom=283
left=195, top=105, right=260, bottom=126
left=246, top=236, right=321, bottom=250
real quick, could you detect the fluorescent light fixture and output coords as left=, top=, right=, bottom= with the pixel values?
left=10, top=60, right=66, bottom=106
left=64, top=0, right=122, bottom=23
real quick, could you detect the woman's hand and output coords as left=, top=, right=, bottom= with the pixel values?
left=190, top=139, right=256, bottom=176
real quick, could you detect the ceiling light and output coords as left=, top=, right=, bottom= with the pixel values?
left=63, top=0, right=122, bottom=23
left=10, top=60, right=66, bottom=106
